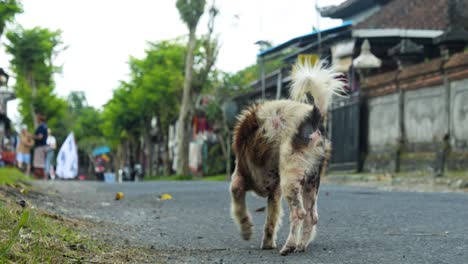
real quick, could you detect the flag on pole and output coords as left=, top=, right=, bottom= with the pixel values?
left=56, top=133, right=79, bottom=179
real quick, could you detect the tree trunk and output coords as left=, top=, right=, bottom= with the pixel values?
left=143, top=119, right=153, bottom=177
left=176, top=29, right=197, bottom=176
left=216, top=132, right=231, bottom=180
left=225, top=132, right=231, bottom=180
left=26, top=71, right=38, bottom=128
left=162, top=133, right=172, bottom=176
left=154, top=143, right=160, bottom=176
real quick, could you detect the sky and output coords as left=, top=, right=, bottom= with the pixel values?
left=0, top=0, right=345, bottom=124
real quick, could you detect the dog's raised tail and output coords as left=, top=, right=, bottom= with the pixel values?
left=289, top=60, right=345, bottom=114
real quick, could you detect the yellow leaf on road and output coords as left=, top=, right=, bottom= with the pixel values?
left=160, top=193, right=172, bottom=200
left=115, top=192, right=124, bottom=200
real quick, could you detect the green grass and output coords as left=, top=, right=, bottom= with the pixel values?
left=144, top=174, right=228, bottom=182
left=0, top=196, right=102, bottom=263
left=201, top=174, right=228, bottom=181
left=0, top=168, right=155, bottom=263
left=0, top=167, right=31, bottom=186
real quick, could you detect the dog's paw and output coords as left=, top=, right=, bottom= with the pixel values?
left=295, top=244, right=305, bottom=252
left=261, top=240, right=276, bottom=250
left=279, top=244, right=296, bottom=256
left=240, top=220, right=253, bottom=241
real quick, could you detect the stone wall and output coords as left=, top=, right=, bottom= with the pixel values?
left=361, top=51, right=468, bottom=173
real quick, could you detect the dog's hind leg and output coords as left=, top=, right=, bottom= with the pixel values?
left=297, top=156, right=327, bottom=252
left=279, top=172, right=306, bottom=255
left=296, top=176, right=319, bottom=252
left=262, top=186, right=282, bottom=249
left=230, top=167, right=253, bottom=241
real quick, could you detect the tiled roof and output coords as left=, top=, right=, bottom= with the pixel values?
left=398, top=57, right=444, bottom=80
left=362, top=51, right=468, bottom=96
left=444, top=50, right=468, bottom=69
left=319, top=0, right=376, bottom=18
left=355, top=0, right=468, bottom=30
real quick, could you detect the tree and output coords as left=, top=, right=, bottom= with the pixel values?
left=101, top=40, right=185, bottom=176
left=5, top=27, right=66, bottom=129
left=175, top=0, right=206, bottom=175
left=128, top=40, right=185, bottom=176
left=0, top=0, right=22, bottom=39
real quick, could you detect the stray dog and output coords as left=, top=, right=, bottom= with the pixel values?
left=230, top=61, right=344, bottom=255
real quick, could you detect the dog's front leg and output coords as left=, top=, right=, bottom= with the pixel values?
left=279, top=175, right=306, bottom=255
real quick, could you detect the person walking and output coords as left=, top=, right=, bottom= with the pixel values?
left=16, top=125, right=34, bottom=175
left=33, top=114, right=48, bottom=180
left=45, top=128, right=57, bottom=179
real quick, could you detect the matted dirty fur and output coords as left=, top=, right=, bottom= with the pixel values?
left=230, top=60, right=344, bottom=255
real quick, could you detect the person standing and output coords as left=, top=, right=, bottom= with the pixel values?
left=45, top=128, right=57, bottom=180
left=16, top=125, right=34, bottom=175
left=33, top=114, right=48, bottom=180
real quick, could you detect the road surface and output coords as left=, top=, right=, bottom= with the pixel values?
left=33, top=181, right=468, bottom=264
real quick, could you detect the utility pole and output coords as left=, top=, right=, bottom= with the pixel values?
left=315, top=0, right=322, bottom=56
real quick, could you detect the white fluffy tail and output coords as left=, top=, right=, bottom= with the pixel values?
left=289, top=60, right=345, bottom=114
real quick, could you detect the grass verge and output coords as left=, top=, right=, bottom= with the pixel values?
left=0, top=167, right=31, bottom=186
left=0, top=167, right=157, bottom=263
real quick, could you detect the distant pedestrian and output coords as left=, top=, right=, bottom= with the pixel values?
left=16, top=125, right=34, bottom=175
left=33, top=113, right=48, bottom=180
left=45, top=128, right=57, bottom=179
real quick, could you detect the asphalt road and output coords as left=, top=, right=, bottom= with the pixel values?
left=33, top=180, right=468, bottom=264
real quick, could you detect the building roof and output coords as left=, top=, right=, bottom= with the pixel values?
left=319, top=0, right=380, bottom=19
left=257, top=21, right=352, bottom=58
left=355, top=0, right=468, bottom=30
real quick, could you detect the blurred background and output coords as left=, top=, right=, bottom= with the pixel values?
left=0, top=0, right=467, bottom=181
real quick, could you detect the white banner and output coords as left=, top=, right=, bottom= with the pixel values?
left=56, top=133, right=79, bottom=179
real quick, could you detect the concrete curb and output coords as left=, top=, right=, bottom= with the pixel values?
left=324, top=174, right=468, bottom=192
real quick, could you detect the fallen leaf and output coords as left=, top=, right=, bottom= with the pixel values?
left=160, top=193, right=172, bottom=200
left=115, top=192, right=124, bottom=200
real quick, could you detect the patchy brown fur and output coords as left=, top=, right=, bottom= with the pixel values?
left=230, top=100, right=331, bottom=256
left=229, top=61, right=344, bottom=256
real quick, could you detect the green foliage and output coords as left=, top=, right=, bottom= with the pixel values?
left=0, top=0, right=22, bottom=38
left=205, top=143, right=225, bottom=175
left=5, top=26, right=67, bottom=131
left=101, top=83, right=138, bottom=147
left=67, top=90, right=88, bottom=111
left=102, top=40, right=186, bottom=147
left=67, top=92, right=103, bottom=141
left=176, top=0, right=206, bottom=32
left=222, top=57, right=286, bottom=93
left=64, top=92, right=106, bottom=170
left=204, top=99, right=223, bottom=125
left=130, top=40, right=185, bottom=130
